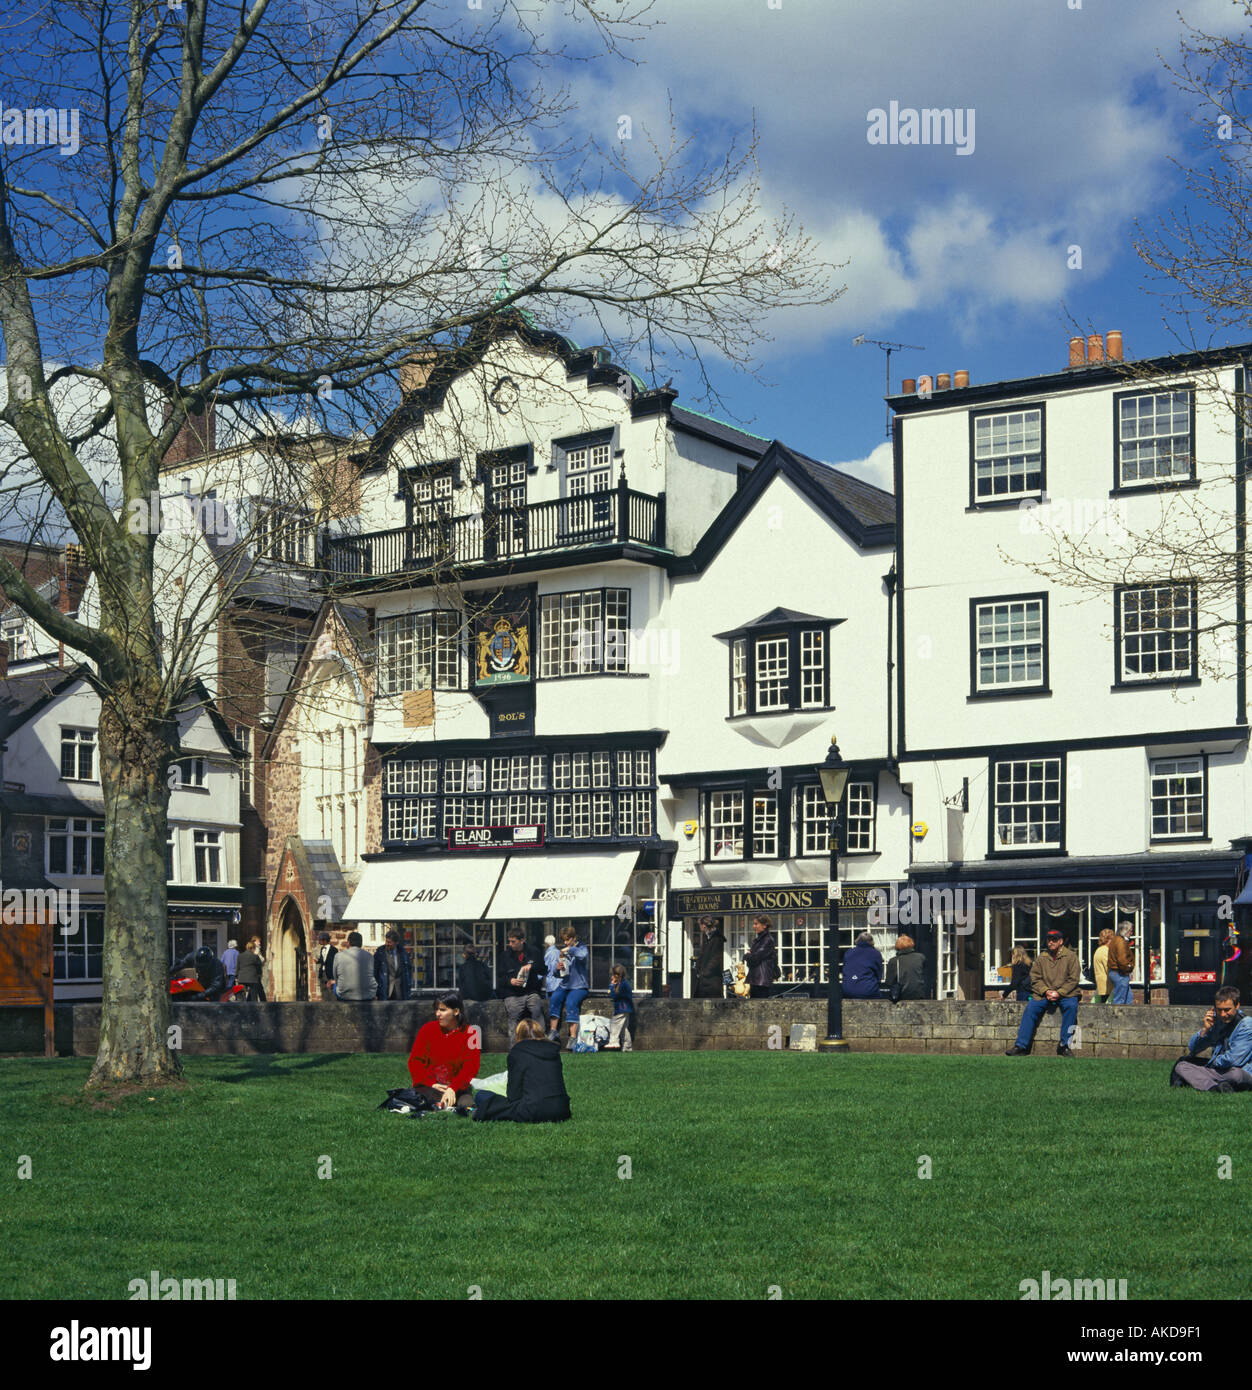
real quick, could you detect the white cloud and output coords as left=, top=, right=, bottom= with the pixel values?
left=829, top=440, right=894, bottom=495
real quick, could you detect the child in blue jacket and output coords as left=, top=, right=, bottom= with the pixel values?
left=606, top=964, right=634, bottom=1051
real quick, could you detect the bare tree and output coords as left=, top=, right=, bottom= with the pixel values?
left=0, top=0, right=838, bottom=1084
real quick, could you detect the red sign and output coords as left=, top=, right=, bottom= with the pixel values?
left=1178, top=971, right=1217, bottom=984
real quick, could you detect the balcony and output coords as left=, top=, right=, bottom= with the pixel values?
left=325, top=480, right=666, bottom=581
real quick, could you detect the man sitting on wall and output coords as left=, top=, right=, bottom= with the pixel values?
left=1169, top=987, right=1252, bottom=1091
left=1005, top=928, right=1080, bottom=1058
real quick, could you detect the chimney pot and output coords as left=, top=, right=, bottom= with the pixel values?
left=936, top=372, right=952, bottom=390
left=1087, top=333, right=1105, bottom=364
left=954, top=369, right=970, bottom=389
left=901, top=378, right=916, bottom=395
left=1106, top=329, right=1124, bottom=362
left=1069, top=335, right=1086, bottom=367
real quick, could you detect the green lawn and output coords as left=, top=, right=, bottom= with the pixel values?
left=1, top=1051, right=1244, bottom=1300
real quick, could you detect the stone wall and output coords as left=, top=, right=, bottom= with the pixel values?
left=0, top=997, right=1209, bottom=1060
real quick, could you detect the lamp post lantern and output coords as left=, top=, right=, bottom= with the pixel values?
left=817, top=737, right=851, bottom=1053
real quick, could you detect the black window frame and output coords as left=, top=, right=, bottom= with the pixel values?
left=968, top=592, right=1051, bottom=699
left=377, top=609, right=464, bottom=695
left=988, top=753, right=1066, bottom=857
left=724, top=624, right=832, bottom=717
left=536, top=587, right=631, bottom=679
left=1112, top=385, right=1197, bottom=494
left=381, top=742, right=659, bottom=849
left=968, top=402, right=1046, bottom=510
left=1113, top=581, right=1199, bottom=688
left=1148, top=753, right=1209, bottom=844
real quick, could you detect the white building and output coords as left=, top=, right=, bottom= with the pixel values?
left=0, top=666, right=244, bottom=1000
left=328, top=315, right=902, bottom=997
left=891, top=334, right=1252, bottom=1001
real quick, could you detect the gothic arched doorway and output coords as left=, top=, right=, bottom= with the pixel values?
left=273, top=897, right=308, bottom=1002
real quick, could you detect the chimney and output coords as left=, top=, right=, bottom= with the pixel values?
left=936, top=372, right=951, bottom=390
left=901, top=378, right=916, bottom=395
left=398, top=348, right=441, bottom=397
left=1087, top=333, right=1105, bottom=364
left=161, top=397, right=217, bottom=465
left=1069, top=335, right=1086, bottom=367
left=61, top=545, right=87, bottom=615
left=1106, top=329, right=1124, bottom=362
left=0, top=639, right=8, bottom=680
left=954, top=369, right=970, bottom=389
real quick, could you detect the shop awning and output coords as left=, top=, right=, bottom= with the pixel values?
left=342, top=855, right=507, bottom=922
left=487, top=849, right=639, bottom=920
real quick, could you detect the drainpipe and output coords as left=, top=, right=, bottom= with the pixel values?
left=884, top=566, right=897, bottom=768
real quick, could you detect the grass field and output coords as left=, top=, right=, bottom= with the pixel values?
left=1, top=1051, right=1244, bottom=1300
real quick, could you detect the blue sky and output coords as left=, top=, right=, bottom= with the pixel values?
left=545, top=0, right=1245, bottom=489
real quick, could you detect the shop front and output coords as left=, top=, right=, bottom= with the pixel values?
left=343, top=849, right=661, bottom=995
left=936, top=851, right=1242, bottom=1002
left=667, top=882, right=895, bottom=996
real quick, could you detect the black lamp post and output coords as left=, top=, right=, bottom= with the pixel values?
left=817, top=737, right=851, bottom=1053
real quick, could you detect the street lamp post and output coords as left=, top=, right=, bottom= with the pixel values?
left=817, top=737, right=851, bottom=1053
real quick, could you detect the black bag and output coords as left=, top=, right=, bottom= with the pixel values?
left=378, top=1087, right=433, bottom=1114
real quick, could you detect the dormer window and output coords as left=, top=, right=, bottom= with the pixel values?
left=254, top=501, right=314, bottom=565
left=718, top=608, right=838, bottom=717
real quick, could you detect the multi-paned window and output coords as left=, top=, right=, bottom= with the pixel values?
left=60, top=727, right=96, bottom=781
left=565, top=440, right=613, bottom=534
left=255, top=504, right=314, bottom=565
left=726, top=626, right=829, bottom=715
left=1116, top=389, right=1192, bottom=487
left=1, top=617, right=29, bottom=660
left=1117, top=583, right=1196, bottom=683
left=377, top=610, right=462, bottom=694
left=193, top=829, right=223, bottom=883
left=992, top=758, right=1063, bottom=851
left=971, top=406, right=1043, bottom=502
left=235, top=725, right=253, bottom=803
left=1150, top=756, right=1205, bottom=840
left=53, top=907, right=104, bottom=982
left=844, top=781, right=876, bottom=852
left=406, top=468, right=455, bottom=560
left=170, top=756, right=208, bottom=789
left=708, top=790, right=744, bottom=859
left=487, top=458, right=528, bottom=555
left=47, top=817, right=105, bottom=876
left=384, top=747, right=656, bottom=843
left=537, top=589, right=630, bottom=677
left=972, top=595, right=1047, bottom=693
left=790, top=780, right=877, bottom=857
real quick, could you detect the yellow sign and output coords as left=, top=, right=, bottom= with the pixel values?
left=910, top=821, right=928, bottom=839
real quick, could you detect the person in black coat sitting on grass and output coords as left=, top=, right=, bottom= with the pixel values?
left=472, top=1019, right=572, bottom=1124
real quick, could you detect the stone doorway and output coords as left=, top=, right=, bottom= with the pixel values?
left=273, top=897, right=309, bottom=1002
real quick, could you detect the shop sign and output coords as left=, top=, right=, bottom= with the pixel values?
left=448, top=824, right=544, bottom=850
left=1178, top=971, right=1217, bottom=984
left=668, top=884, right=890, bottom=914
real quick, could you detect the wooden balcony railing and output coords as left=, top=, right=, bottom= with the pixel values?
left=325, top=479, right=666, bottom=580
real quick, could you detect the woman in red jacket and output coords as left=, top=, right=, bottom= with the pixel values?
left=407, top=992, right=480, bottom=1109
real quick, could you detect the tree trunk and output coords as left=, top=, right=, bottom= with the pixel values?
left=87, top=678, right=180, bottom=1087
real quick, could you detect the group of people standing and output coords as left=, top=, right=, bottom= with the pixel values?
left=315, top=925, right=636, bottom=1052
left=691, top=916, right=927, bottom=1001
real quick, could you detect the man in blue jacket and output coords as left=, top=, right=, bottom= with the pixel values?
left=1170, top=987, right=1252, bottom=1090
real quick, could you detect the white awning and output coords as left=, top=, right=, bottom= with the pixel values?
left=342, top=856, right=507, bottom=922
left=487, top=850, right=640, bottom=920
